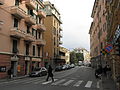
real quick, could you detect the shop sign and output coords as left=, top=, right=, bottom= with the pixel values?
left=11, top=55, right=19, bottom=61
left=112, top=25, right=120, bottom=44
left=0, top=66, right=6, bottom=72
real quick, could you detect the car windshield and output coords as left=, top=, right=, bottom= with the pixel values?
left=34, top=68, right=41, bottom=71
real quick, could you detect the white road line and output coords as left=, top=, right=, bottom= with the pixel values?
left=85, top=81, right=92, bottom=88
left=42, top=79, right=58, bottom=85
left=73, top=80, right=83, bottom=87
left=97, top=81, right=100, bottom=88
left=51, top=79, right=66, bottom=85
left=62, top=80, right=74, bottom=86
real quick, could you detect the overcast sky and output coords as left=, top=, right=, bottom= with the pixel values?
left=44, top=0, right=95, bottom=51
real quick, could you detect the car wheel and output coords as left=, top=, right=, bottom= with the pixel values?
left=38, top=73, right=42, bottom=77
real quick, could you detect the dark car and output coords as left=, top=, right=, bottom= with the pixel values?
left=29, top=67, right=47, bottom=77
left=55, top=66, right=63, bottom=71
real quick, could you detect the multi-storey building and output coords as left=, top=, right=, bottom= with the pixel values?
left=105, top=0, right=120, bottom=88
left=74, top=48, right=90, bottom=63
left=43, top=1, right=63, bottom=67
left=89, top=0, right=108, bottom=68
left=0, top=0, right=46, bottom=79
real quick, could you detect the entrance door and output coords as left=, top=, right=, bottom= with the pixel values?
left=11, top=61, right=17, bottom=77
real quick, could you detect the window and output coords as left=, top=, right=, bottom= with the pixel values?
left=15, top=0, right=19, bottom=6
left=32, top=28, right=35, bottom=36
left=14, top=18, right=19, bottom=28
left=28, top=9, right=34, bottom=16
left=36, top=31, right=38, bottom=39
left=26, top=44, right=29, bottom=55
left=38, top=47, right=40, bottom=56
left=12, top=40, right=18, bottom=53
left=33, top=45, right=35, bottom=56
left=27, top=26, right=30, bottom=33
left=38, top=32, right=41, bottom=39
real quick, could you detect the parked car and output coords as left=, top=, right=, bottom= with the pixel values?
left=70, top=64, right=75, bottom=68
left=29, top=67, right=47, bottom=77
left=55, top=66, right=63, bottom=71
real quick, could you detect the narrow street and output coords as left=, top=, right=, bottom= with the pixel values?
left=0, top=66, right=100, bottom=90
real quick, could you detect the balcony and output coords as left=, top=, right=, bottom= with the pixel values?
left=59, top=55, right=66, bottom=60
left=25, top=15, right=36, bottom=25
left=36, top=24, right=46, bottom=32
left=10, top=28, right=25, bottom=38
left=59, top=33, right=63, bottom=37
left=59, top=26, right=63, bottom=31
left=25, top=0, right=36, bottom=9
left=25, top=34, right=35, bottom=42
left=0, top=0, right=4, bottom=5
left=36, top=39, right=46, bottom=46
left=37, top=10, right=46, bottom=18
left=11, top=6, right=26, bottom=19
left=59, top=41, right=63, bottom=45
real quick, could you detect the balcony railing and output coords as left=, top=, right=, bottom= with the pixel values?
left=0, top=0, right=4, bottom=5
left=11, top=6, right=27, bottom=19
left=10, top=28, right=25, bottom=38
left=25, top=34, right=35, bottom=42
left=59, top=41, right=63, bottom=45
left=59, top=33, right=63, bottom=37
left=37, top=10, right=46, bottom=18
left=25, top=15, right=36, bottom=25
left=59, top=26, right=63, bottom=31
left=25, top=0, right=36, bottom=9
left=36, top=24, right=46, bottom=32
left=36, top=39, right=46, bottom=46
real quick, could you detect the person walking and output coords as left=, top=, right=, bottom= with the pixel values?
left=46, top=65, right=54, bottom=82
left=95, top=65, right=103, bottom=79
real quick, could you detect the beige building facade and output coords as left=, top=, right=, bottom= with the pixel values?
left=0, top=0, right=46, bottom=79
left=43, top=1, right=63, bottom=67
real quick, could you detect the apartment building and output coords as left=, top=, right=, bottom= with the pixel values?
left=43, top=1, right=63, bottom=67
left=89, top=0, right=108, bottom=68
left=105, top=0, right=120, bottom=87
left=0, top=0, right=46, bottom=79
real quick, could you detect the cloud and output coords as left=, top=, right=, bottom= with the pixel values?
left=44, top=0, right=95, bottom=51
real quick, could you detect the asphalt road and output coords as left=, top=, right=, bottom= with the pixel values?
left=0, top=66, right=100, bottom=90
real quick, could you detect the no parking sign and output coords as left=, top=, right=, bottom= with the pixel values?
left=105, top=44, right=113, bottom=53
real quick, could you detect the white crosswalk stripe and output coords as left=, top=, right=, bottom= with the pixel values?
left=51, top=79, right=66, bottom=85
left=62, top=80, right=74, bottom=86
left=85, top=81, right=92, bottom=88
left=42, top=79, right=58, bottom=85
left=0, top=78, right=98, bottom=89
left=73, top=80, right=83, bottom=87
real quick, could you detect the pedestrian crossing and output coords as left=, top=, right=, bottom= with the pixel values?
left=0, top=78, right=100, bottom=89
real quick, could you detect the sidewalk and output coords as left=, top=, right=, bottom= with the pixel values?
left=101, top=76, right=117, bottom=90
left=0, top=75, right=29, bottom=82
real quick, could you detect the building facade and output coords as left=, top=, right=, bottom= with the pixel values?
left=0, top=0, right=46, bottom=79
left=43, top=1, right=63, bottom=67
left=90, top=0, right=120, bottom=89
left=89, top=0, right=108, bottom=68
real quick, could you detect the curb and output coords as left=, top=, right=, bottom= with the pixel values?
left=0, top=75, right=29, bottom=82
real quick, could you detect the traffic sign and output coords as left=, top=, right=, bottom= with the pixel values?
left=105, top=44, right=113, bottom=53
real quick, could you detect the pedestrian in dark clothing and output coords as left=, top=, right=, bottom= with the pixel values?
left=95, top=65, right=102, bottom=79
left=46, top=65, right=54, bottom=82
left=7, top=68, right=12, bottom=79
left=103, top=65, right=108, bottom=76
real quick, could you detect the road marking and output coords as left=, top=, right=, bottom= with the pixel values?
left=23, top=79, right=41, bottom=84
left=42, top=79, right=58, bottom=85
left=51, top=79, right=66, bottom=85
left=73, top=80, right=83, bottom=87
left=63, top=80, right=74, bottom=86
left=97, top=81, right=100, bottom=88
left=85, top=81, right=92, bottom=88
